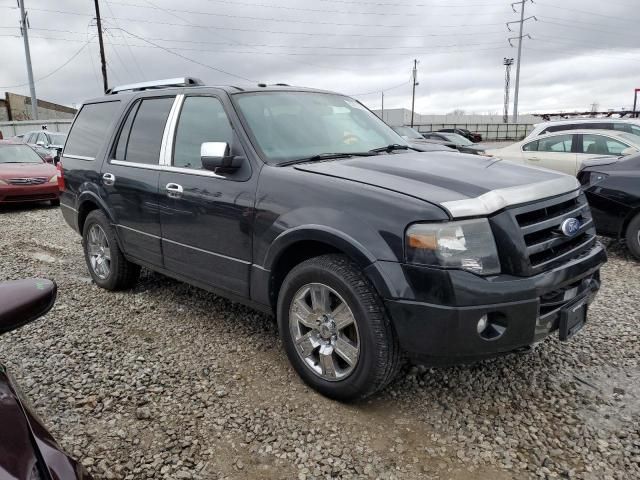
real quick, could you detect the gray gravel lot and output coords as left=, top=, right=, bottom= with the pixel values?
left=0, top=205, right=638, bottom=480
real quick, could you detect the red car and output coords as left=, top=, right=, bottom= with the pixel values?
left=0, top=142, right=60, bottom=206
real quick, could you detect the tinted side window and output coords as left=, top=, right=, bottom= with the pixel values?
left=582, top=134, right=628, bottom=155
left=173, top=97, right=233, bottom=169
left=538, top=134, right=573, bottom=152
left=121, top=97, right=174, bottom=165
left=523, top=140, right=538, bottom=151
left=65, top=101, right=120, bottom=158
left=114, top=101, right=141, bottom=161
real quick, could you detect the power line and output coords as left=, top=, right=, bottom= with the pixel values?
left=0, top=6, right=509, bottom=38
left=533, top=1, right=639, bottom=23
left=0, top=38, right=94, bottom=89
left=315, top=0, right=503, bottom=7
left=115, top=27, right=255, bottom=83
left=104, top=0, right=144, bottom=81
left=349, top=81, right=410, bottom=97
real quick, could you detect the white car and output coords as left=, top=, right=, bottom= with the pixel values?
left=486, top=129, right=640, bottom=176
left=526, top=118, right=640, bottom=139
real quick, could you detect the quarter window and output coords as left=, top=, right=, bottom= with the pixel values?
left=582, top=134, right=628, bottom=155
left=173, top=96, right=233, bottom=169
left=113, top=97, right=174, bottom=165
left=65, top=101, right=120, bottom=159
left=523, top=140, right=538, bottom=151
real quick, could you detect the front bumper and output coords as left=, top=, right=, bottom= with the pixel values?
left=0, top=184, right=59, bottom=203
left=379, top=242, right=606, bottom=363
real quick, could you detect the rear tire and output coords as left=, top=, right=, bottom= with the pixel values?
left=82, top=210, right=140, bottom=290
left=277, top=254, right=402, bottom=401
left=625, top=213, right=640, bottom=261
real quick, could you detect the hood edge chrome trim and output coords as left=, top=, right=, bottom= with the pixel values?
left=441, top=175, right=581, bottom=218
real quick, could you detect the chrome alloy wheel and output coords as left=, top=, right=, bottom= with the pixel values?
left=289, top=283, right=360, bottom=381
left=86, top=224, right=111, bottom=279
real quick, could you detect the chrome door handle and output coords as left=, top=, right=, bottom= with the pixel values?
left=102, top=173, right=116, bottom=186
left=166, top=183, right=183, bottom=199
left=527, top=157, right=540, bottom=161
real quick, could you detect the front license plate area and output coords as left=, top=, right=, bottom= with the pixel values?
left=559, top=298, right=587, bottom=341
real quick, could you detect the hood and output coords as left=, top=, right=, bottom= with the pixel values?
left=294, top=151, right=579, bottom=217
left=0, top=162, right=56, bottom=180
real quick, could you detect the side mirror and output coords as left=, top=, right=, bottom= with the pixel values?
left=200, top=142, right=241, bottom=173
left=621, top=147, right=638, bottom=156
left=0, top=279, right=57, bottom=335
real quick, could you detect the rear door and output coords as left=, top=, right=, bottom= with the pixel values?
left=157, top=94, right=254, bottom=297
left=522, top=133, right=578, bottom=175
left=577, top=133, right=631, bottom=170
left=101, top=96, right=175, bottom=267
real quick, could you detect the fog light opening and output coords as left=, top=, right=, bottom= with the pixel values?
left=477, top=313, right=506, bottom=341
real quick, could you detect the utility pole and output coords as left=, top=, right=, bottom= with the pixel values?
left=503, top=58, right=514, bottom=124
left=507, top=0, right=536, bottom=123
left=93, top=0, right=108, bottom=93
left=18, top=0, right=37, bottom=120
left=410, top=59, right=418, bottom=128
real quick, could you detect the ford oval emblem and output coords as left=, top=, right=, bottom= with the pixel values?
left=560, top=218, right=581, bottom=237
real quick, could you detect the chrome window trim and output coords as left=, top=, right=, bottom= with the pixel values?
left=160, top=94, right=184, bottom=167
left=110, top=159, right=225, bottom=178
left=63, top=154, right=95, bottom=161
left=441, top=176, right=581, bottom=218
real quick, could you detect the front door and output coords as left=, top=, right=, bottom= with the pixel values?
left=101, top=96, right=175, bottom=266
left=158, top=95, right=254, bottom=297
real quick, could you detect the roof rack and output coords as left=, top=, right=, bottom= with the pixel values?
left=106, top=77, right=205, bottom=95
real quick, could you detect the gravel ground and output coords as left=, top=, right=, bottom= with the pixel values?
left=0, top=204, right=638, bottom=480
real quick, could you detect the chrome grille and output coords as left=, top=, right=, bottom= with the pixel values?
left=511, top=191, right=596, bottom=275
left=8, top=177, right=48, bottom=185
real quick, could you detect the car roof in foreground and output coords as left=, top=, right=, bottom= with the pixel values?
left=535, top=118, right=640, bottom=126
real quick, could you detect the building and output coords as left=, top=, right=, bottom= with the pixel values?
left=0, top=92, right=76, bottom=122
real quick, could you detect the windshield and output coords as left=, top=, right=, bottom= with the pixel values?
left=392, top=126, right=424, bottom=140
left=0, top=145, right=44, bottom=164
left=233, top=91, right=407, bottom=164
left=441, top=133, right=473, bottom=146
left=618, top=132, right=640, bottom=147
left=49, top=133, right=66, bottom=145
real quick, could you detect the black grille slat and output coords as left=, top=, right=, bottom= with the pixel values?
left=507, top=190, right=597, bottom=276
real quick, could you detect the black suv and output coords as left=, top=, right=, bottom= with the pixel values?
left=59, top=78, right=606, bottom=400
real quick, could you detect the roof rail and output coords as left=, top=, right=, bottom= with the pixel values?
left=106, top=77, right=205, bottom=95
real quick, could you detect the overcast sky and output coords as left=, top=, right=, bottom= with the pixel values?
left=0, top=0, right=638, bottom=115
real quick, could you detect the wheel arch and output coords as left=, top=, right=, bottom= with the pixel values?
left=262, top=226, right=392, bottom=312
left=620, top=207, right=640, bottom=239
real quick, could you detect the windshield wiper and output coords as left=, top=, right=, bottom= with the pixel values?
left=369, top=144, right=412, bottom=154
left=278, top=151, right=374, bottom=167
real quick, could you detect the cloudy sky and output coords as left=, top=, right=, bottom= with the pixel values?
left=0, top=0, right=638, bottom=115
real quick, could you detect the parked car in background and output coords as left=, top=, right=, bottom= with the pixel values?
left=22, top=130, right=67, bottom=163
left=579, top=153, right=640, bottom=260
left=0, top=142, right=60, bottom=205
left=486, top=130, right=640, bottom=176
left=0, top=278, right=92, bottom=479
left=422, top=132, right=488, bottom=155
left=60, top=79, right=605, bottom=400
left=391, top=126, right=457, bottom=152
left=438, top=128, right=482, bottom=143
left=527, top=118, right=640, bottom=139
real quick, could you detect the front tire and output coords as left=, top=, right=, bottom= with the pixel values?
left=82, top=210, right=140, bottom=290
left=277, top=254, right=402, bottom=401
left=625, top=213, right=640, bottom=261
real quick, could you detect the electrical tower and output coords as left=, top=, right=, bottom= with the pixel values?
left=18, top=0, right=37, bottom=120
left=503, top=58, right=514, bottom=124
left=410, top=59, right=419, bottom=128
left=507, top=0, right=536, bottom=122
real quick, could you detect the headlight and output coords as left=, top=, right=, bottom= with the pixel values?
left=587, top=172, right=608, bottom=185
left=0, top=179, right=7, bottom=185
left=48, top=174, right=58, bottom=183
left=405, top=219, right=501, bottom=275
